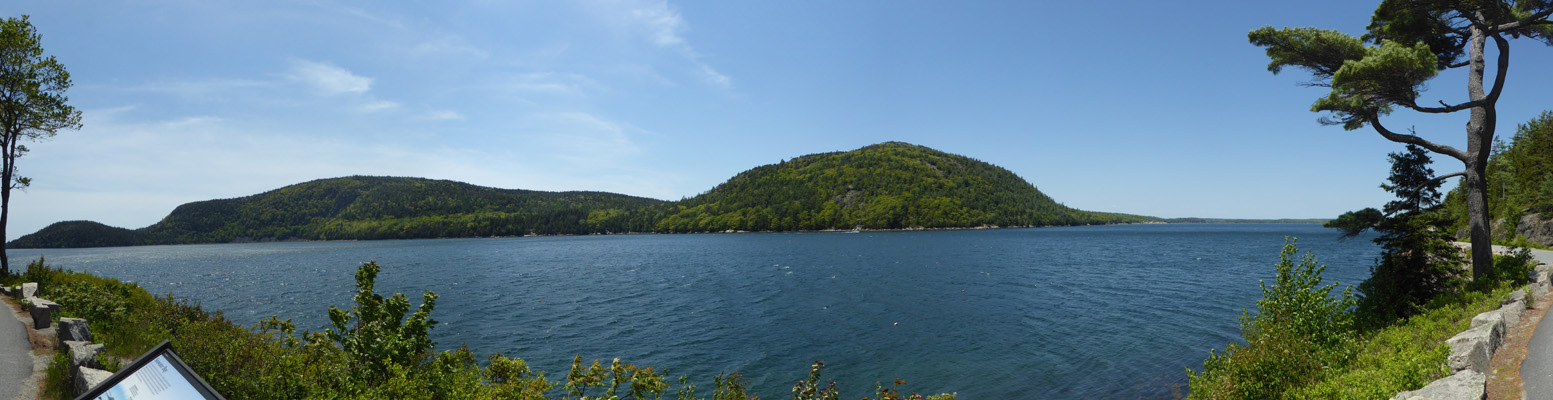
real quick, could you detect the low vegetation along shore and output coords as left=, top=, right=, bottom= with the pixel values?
left=2, top=257, right=954, bottom=400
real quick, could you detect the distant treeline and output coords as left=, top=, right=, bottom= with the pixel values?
left=10, top=143, right=1158, bottom=248
left=1164, top=218, right=1330, bottom=224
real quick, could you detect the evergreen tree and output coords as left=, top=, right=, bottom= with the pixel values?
left=1326, top=145, right=1462, bottom=323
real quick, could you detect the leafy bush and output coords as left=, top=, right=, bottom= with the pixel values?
left=326, top=260, right=438, bottom=387
left=1187, top=238, right=1357, bottom=399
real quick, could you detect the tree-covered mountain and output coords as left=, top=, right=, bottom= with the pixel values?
left=11, top=143, right=1157, bottom=248
left=10, top=176, right=667, bottom=247
left=655, top=142, right=1154, bottom=232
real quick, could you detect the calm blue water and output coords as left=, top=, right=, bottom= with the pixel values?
left=8, top=224, right=1379, bottom=399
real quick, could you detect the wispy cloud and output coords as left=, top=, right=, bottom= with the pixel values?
left=525, top=111, right=642, bottom=162
left=287, top=60, right=372, bottom=95
left=589, top=0, right=733, bottom=89
left=425, top=110, right=464, bottom=121
left=503, top=72, right=600, bottom=96
left=409, top=35, right=490, bottom=60
left=121, top=78, right=269, bottom=99
left=355, top=100, right=400, bottom=113
left=630, top=2, right=687, bottom=47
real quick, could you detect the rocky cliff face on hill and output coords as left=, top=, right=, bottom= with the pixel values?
left=1518, top=213, right=1553, bottom=247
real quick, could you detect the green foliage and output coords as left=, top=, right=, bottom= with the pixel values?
left=1251, top=2, right=1551, bottom=131
left=9, top=176, right=668, bottom=247
left=0, top=14, right=84, bottom=277
left=327, top=261, right=439, bottom=386
left=1319, top=39, right=1438, bottom=116
left=42, top=351, right=70, bottom=400
left=1189, top=244, right=1536, bottom=399
left=657, top=142, right=1154, bottom=232
left=1187, top=239, right=1357, bottom=399
left=1442, top=110, right=1553, bottom=241
left=11, top=144, right=1156, bottom=248
left=1337, top=145, right=1464, bottom=324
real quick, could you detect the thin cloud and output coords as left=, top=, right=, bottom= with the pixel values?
left=504, top=72, right=600, bottom=96
left=425, top=110, right=464, bottom=121
left=355, top=100, right=400, bottom=113
left=288, top=60, right=372, bottom=95
left=590, top=0, right=733, bottom=89
left=630, top=2, right=686, bottom=47
left=410, top=36, right=490, bottom=60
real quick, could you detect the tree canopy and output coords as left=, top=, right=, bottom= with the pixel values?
left=0, top=15, right=81, bottom=275
left=1250, top=0, right=1553, bottom=279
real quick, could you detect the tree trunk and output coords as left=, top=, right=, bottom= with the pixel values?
left=1464, top=25, right=1496, bottom=281
left=1, top=178, right=9, bottom=279
left=1464, top=162, right=1492, bottom=280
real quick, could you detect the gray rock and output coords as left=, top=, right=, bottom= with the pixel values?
left=1518, top=213, right=1553, bottom=248
left=1448, top=337, right=1492, bottom=373
left=65, top=340, right=104, bottom=370
left=1447, top=316, right=1504, bottom=373
left=20, top=282, right=37, bottom=298
left=74, top=366, right=113, bottom=397
left=1506, top=288, right=1528, bottom=305
left=1388, top=370, right=1486, bottom=400
left=1470, top=310, right=1503, bottom=329
left=58, top=318, right=92, bottom=343
left=25, top=297, right=59, bottom=329
left=1497, top=300, right=1525, bottom=327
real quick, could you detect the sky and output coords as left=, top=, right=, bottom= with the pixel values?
left=3, top=0, right=1552, bottom=240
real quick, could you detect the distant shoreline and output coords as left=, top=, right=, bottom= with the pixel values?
left=9, top=221, right=1335, bottom=249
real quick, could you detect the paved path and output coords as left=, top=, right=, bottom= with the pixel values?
left=1516, top=247, right=1553, bottom=400
left=0, top=295, right=34, bottom=400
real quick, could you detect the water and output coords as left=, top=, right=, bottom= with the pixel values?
left=8, top=224, right=1379, bottom=399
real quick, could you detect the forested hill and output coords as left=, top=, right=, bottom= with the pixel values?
left=10, top=143, right=1156, bottom=248
left=655, top=142, right=1155, bottom=232
left=9, top=176, right=667, bottom=247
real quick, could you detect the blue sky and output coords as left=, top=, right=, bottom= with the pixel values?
left=3, top=1, right=1551, bottom=240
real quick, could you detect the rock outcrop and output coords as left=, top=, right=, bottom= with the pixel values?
left=1518, top=213, right=1553, bottom=247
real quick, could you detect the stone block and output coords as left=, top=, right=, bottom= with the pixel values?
left=1447, top=337, right=1491, bottom=373
left=58, top=318, right=92, bottom=343
left=65, top=340, right=104, bottom=370
left=25, top=297, right=59, bottom=329
left=74, top=366, right=113, bottom=397
left=21, top=282, right=37, bottom=298
left=1447, top=317, right=1504, bottom=373
left=1497, top=301, right=1525, bottom=327
left=1471, top=310, right=1504, bottom=329
left=1506, top=288, right=1528, bottom=305
left=1388, top=370, right=1485, bottom=400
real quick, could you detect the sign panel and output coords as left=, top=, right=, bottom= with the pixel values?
left=75, top=341, right=226, bottom=400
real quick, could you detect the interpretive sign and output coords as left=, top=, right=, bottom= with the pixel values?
left=75, top=341, right=226, bottom=400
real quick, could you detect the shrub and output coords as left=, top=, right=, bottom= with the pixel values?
left=1187, top=238, right=1357, bottom=400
